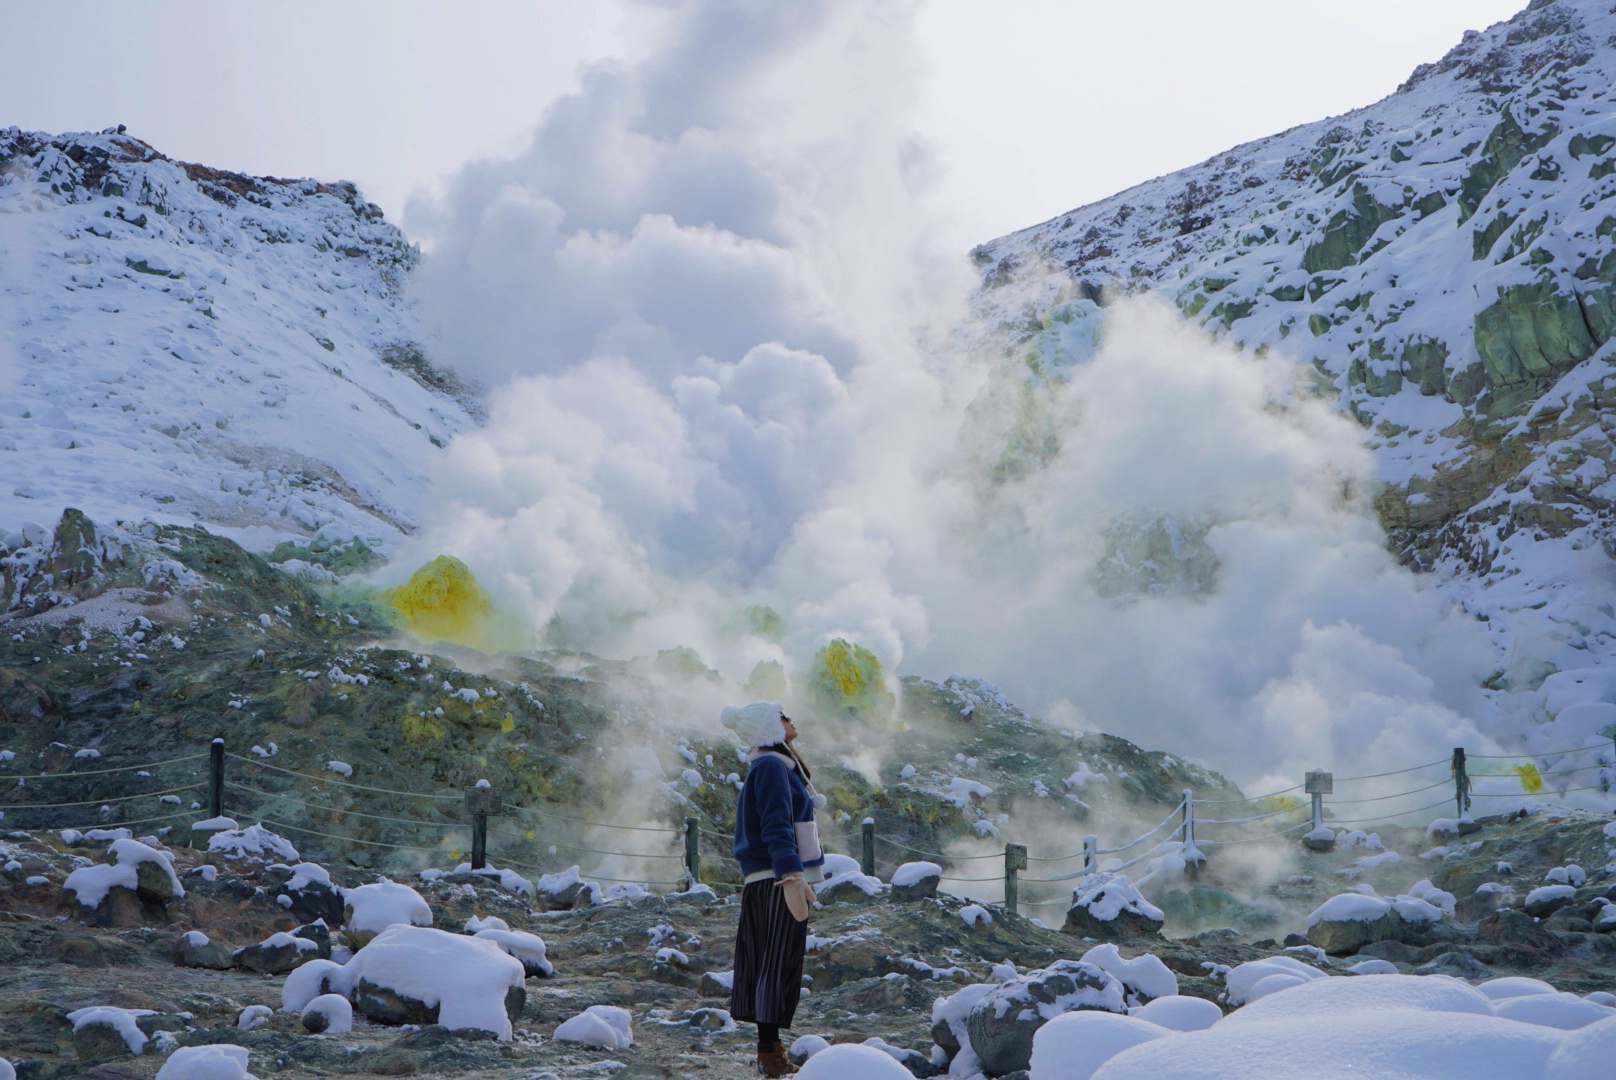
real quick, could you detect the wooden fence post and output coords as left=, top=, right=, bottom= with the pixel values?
left=464, top=780, right=501, bottom=870
left=1304, top=770, right=1335, bottom=852
left=684, top=817, right=700, bottom=885
left=1082, top=834, right=1097, bottom=875
left=861, top=817, right=876, bottom=877
left=209, top=737, right=224, bottom=819
left=1004, top=843, right=1027, bottom=916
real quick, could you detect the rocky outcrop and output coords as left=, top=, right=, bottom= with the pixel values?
left=964, top=961, right=1125, bottom=1076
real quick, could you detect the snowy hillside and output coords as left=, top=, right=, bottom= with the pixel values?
left=974, top=0, right=1616, bottom=702
left=0, top=127, right=478, bottom=558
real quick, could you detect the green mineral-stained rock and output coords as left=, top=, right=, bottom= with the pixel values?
left=1401, top=338, right=1450, bottom=397
left=1269, top=284, right=1304, bottom=302
left=1199, top=276, right=1235, bottom=294
left=1181, top=291, right=1210, bottom=317
left=1364, top=362, right=1403, bottom=398
left=1473, top=279, right=1599, bottom=404
left=1301, top=182, right=1405, bottom=274
left=1210, top=298, right=1255, bottom=328
left=1307, top=275, right=1342, bottom=302
left=1569, top=133, right=1616, bottom=159
left=1458, top=110, right=1556, bottom=224
left=1307, top=313, right=1332, bottom=337
left=1389, top=143, right=1411, bottom=164
left=1472, top=211, right=1518, bottom=261
left=1593, top=159, right=1616, bottom=181
left=1448, top=362, right=1488, bottom=407
left=1413, top=191, right=1447, bottom=219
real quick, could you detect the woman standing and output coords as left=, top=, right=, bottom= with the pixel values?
left=722, top=701, right=825, bottom=1078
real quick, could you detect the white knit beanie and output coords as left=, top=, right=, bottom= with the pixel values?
left=720, top=701, right=787, bottom=748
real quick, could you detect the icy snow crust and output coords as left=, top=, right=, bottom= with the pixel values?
left=0, top=128, right=477, bottom=553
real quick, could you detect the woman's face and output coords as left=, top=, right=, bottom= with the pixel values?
left=781, top=715, right=798, bottom=743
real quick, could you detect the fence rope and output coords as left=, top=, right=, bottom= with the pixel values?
left=1194, top=783, right=1303, bottom=805
left=1, top=753, right=208, bottom=778
left=1467, top=742, right=1611, bottom=760
left=875, top=833, right=1001, bottom=860
left=1332, top=758, right=1450, bottom=782
left=226, top=754, right=462, bottom=801
left=1195, top=803, right=1308, bottom=825
left=226, top=781, right=464, bottom=829
left=489, top=826, right=683, bottom=861
left=252, top=815, right=460, bottom=853
left=1470, top=782, right=1614, bottom=797
left=503, top=799, right=681, bottom=834
left=0, top=785, right=200, bottom=810
left=1324, top=797, right=1457, bottom=825
left=1198, top=820, right=1311, bottom=844
left=492, top=852, right=686, bottom=888
left=1095, top=799, right=1184, bottom=855
left=49, top=811, right=195, bottom=833
left=1317, top=777, right=1453, bottom=806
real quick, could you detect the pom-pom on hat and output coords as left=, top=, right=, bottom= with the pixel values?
left=720, top=701, right=787, bottom=748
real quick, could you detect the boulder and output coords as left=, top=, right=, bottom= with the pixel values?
left=964, top=960, right=1125, bottom=1076
left=1475, top=910, right=1564, bottom=966
left=1305, top=893, right=1448, bottom=956
left=890, top=862, right=941, bottom=901
left=1522, top=885, right=1576, bottom=919
left=698, top=972, right=732, bottom=997
left=233, top=931, right=322, bottom=975
left=816, top=874, right=883, bottom=906
left=172, top=932, right=233, bottom=970
left=1063, top=874, right=1165, bottom=940
left=342, top=925, right=526, bottom=1039
left=1414, top=951, right=1489, bottom=978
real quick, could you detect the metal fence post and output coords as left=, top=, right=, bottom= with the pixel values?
left=1004, top=843, right=1027, bottom=916
left=464, top=781, right=501, bottom=870
left=684, top=817, right=700, bottom=884
left=1082, top=834, right=1097, bottom=875
left=861, top=817, right=876, bottom=877
left=209, top=737, right=224, bottom=818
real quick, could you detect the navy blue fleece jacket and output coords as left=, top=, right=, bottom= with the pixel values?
left=733, top=753, right=822, bottom=878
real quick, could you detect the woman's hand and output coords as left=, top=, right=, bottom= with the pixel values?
left=777, top=872, right=812, bottom=922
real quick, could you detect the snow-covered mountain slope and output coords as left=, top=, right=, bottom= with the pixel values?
left=973, top=0, right=1616, bottom=689
left=0, top=127, right=478, bottom=558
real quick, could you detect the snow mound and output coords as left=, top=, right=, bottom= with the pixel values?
left=343, top=879, right=432, bottom=937
left=1131, top=995, right=1222, bottom=1032
left=154, top=1044, right=256, bottom=1080
left=1478, top=977, right=1560, bottom=1001
left=796, top=1043, right=914, bottom=1079
left=237, top=1005, right=272, bottom=1031
left=1491, top=993, right=1615, bottom=1031
left=1031, top=1011, right=1167, bottom=1080
left=1546, top=1016, right=1616, bottom=1080
left=301, top=994, right=353, bottom=1034
left=960, top=904, right=993, bottom=927
left=1223, top=973, right=1492, bottom=1025
left=208, top=824, right=299, bottom=863
left=282, top=958, right=344, bottom=1013
left=553, top=1004, right=634, bottom=1049
left=465, top=914, right=509, bottom=933
left=1081, top=943, right=1178, bottom=1003
left=473, top=928, right=554, bottom=977
left=1222, top=956, right=1327, bottom=1009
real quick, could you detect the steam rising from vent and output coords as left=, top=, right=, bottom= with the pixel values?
left=402, top=0, right=1501, bottom=791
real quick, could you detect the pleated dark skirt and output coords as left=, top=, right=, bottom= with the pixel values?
left=729, top=877, right=807, bottom=1027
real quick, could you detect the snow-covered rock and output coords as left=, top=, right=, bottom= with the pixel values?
left=334, top=925, right=525, bottom=1039
left=553, top=1004, right=634, bottom=1049
left=964, top=960, right=1127, bottom=1076
left=1030, top=1010, right=1168, bottom=1080
left=300, top=994, right=353, bottom=1034
left=473, top=927, right=553, bottom=977
left=1080, top=943, right=1178, bottom=1005
left=154, top=1044, right=257, bottom=1080
left=341, top=879, right=432, bottom=946
left=1064, top=872, right=1165, bottom=939
left=795, top=1043, right=913, bottom=1079
left=208, top=824, right=298, bottom=864
left=63, top=837, right=183, bottom=909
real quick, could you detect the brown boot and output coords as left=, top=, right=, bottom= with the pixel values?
left=757, top=1042, right=799, bottom=1077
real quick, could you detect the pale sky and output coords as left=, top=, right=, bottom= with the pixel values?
left=3, top=0, right=1526, bottom=243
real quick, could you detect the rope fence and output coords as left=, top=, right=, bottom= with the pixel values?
left=3, top=733, right=1613, bottom=919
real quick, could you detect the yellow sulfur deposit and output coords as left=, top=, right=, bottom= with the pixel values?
left=1513, top=763, right=1545, bottom=794
left=806, top=638, right=896, bottom=722
left=381, top=555, right=507, bottom=651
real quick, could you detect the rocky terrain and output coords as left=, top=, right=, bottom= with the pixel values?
left=2, top=515, right=1615, bottom=1078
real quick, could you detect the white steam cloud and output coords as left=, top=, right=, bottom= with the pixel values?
left=403, top=0, right=1501, bottom=793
